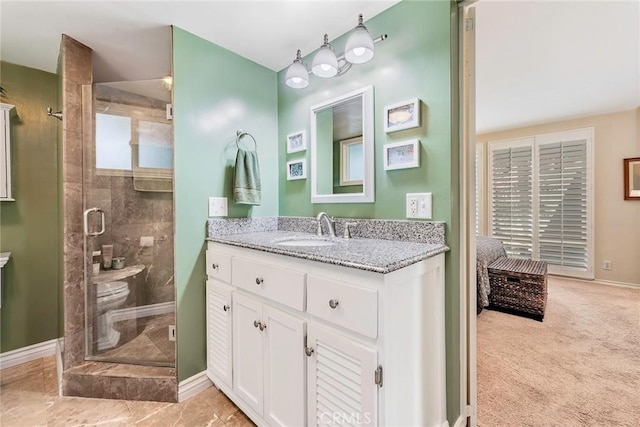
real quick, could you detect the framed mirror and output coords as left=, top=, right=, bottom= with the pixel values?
left=310, top=86, right=374, bottom=203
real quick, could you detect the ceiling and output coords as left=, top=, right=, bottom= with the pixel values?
left=0, top=1, right=399, bottom=82
left=475, top=0, right=639, bottom=133
left=1, top=1, right=637, bottom=134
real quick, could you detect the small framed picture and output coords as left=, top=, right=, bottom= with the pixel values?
left=384, top=98, right=420, bottom=133
left=287, top=130, right=307, bottom=153
left=624, top=157, right=640, bottom=200
left=383, top=139, right=420, bottom=171
left=287, top=159, right=307, bottom=180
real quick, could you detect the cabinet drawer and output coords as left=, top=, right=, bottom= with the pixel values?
left=232, top=257, right=305, bottom=311
left=307, top=276, right=377, bottom=338
left=206, top=250, right=232, bottom=283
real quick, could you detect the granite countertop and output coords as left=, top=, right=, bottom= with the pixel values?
left=207, top=230, right=448, bottom=274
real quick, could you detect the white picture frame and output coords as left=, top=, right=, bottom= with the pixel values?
left=286, top=159, right=307, bottom=180
left=383, top=98, right=420, bottom=133
left=286, top=130, right=307, bottom=153
left=383, top=139, right=420, bottom=171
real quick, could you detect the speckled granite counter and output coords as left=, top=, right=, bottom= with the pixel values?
left=207, top=217, right=448, bottom=274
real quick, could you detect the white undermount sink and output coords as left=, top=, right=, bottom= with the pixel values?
left=276, top=238, right=337, bottom=247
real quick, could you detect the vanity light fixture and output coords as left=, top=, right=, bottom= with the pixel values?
left=285, top=50, right=310, bottom=88
left=285, top=14, right=387, bottom=89
left=345, top=14, right=375, bottom=64
left=311, top=34, right=339, bottom=78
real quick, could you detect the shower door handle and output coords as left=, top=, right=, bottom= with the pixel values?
left=83, top=207, right=105, bottom=237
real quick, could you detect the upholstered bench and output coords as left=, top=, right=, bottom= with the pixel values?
left=487, top=257, right=548, bottom=321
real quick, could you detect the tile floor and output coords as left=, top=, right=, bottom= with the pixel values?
left=0, top=356, right=255, bottom=426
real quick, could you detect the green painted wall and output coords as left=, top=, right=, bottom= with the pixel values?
left=277, top=1, right=461, bottom=422
left=172, top=27, right=278, bottom=381
left=0, top=61, right=60, bottom=352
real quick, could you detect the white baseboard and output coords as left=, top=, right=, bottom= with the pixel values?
left=595, top=279, right=640, bottom=289
left=453, top=415, right=467, bottom=427
left=556, top=275, right=640, bottom=289
left=0, top=338, right=58, bottom=370
left=178, top=370, right=212, bottom=402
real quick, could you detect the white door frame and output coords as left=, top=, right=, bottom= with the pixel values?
left=458, top=1, right=478, bottom=426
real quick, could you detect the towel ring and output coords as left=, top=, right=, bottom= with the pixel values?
left=236, top=130, right=257, bottom=151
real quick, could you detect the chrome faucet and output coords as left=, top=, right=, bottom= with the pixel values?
left=316, top=212, right=336, bottom=237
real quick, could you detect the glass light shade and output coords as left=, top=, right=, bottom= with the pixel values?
left=285, top=60, right=309, bottom=89
left=345, top=25, right=374, bottom=64
left=312, top=37, right=338, bottom=78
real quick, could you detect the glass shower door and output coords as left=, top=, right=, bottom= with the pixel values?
left=82, top=79, right=175, bottom=367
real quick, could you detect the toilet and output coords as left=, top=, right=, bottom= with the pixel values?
left=96, top=281, right=130, bottom=351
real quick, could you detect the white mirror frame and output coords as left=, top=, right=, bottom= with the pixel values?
left=310, top=85, right=375, bottom=203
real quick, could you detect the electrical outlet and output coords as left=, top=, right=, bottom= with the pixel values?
left=603, top=260, right=612, bottom=270
left=208, top=197, right=228, bottom=217
left=168, top=325, right=176, bottom=341
left=406, top=193, right=432, bottom=219
left=407, top=195, right=418, bottom=217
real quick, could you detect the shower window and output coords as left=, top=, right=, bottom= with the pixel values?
left=96, top=113, right=132, bottom=170
left=95, top=101, right=172, bottom=178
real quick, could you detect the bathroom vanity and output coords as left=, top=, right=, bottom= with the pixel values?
left=205, top=218, right=449, bottom=427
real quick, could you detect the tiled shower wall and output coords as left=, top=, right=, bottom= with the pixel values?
left=61, top=34, right=92, bottom=370
left=88, top=178, right=174, bottom=304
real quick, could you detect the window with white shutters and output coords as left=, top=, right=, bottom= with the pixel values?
left=489, top=138, right=534, bottom=258
left=488, top=129, right=593, bottom=279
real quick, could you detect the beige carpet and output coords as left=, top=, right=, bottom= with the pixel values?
left=477, top=276, right=640, bottom=427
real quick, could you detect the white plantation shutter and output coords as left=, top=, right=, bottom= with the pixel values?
left=489, top=139, right=534, bottom=258
left=536, top=129, right=593, bottom=278
left=488, top=129, right=593, bottom=279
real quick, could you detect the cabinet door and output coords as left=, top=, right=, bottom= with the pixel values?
left=263, top=305, right=306, bottom=427
left=233, top=292, right=264, bottom=415
left=307, top=323, right=378, bottom=426
left=206, top=280, right=233, bottom=389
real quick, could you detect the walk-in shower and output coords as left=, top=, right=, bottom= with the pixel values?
left=82, top=78, right=175, bottom=367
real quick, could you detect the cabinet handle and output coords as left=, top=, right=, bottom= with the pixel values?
left=329, top=299, right=339, bottom=309
left=305, top=347, right=315, bottom=357
left=256, top=277, right=264, bottom=285
left=259, top=322, right=267, bottom=331
left=223, top=304, right=230, bottom=312
left=254, top=320, right=260, bottom=328
left=212, top=263, right=219, bottom=270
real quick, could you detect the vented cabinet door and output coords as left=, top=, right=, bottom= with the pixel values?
left=205, top=280, right=233, bottom=388
left=263, top=305, right=306, bottom=427
left=307, top=323, right=378, bottom=426
left=233, top=292, right=264, bottom=415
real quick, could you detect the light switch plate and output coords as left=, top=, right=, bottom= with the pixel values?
left=208, top=197, right=228, bottom=217
left=406, top=193, right=432, bottom=219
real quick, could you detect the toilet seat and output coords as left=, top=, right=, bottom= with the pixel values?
left=97, top=281, right=129, bottom=298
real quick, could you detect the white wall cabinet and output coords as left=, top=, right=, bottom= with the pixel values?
left=205, top=243, right=448, bottom=427
left=0, top=103, right=15, bottom=201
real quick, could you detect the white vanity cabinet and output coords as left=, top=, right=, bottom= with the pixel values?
left=205, top=242, right=448, bottom=427
left=0, top=103, right=15, bottom=201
